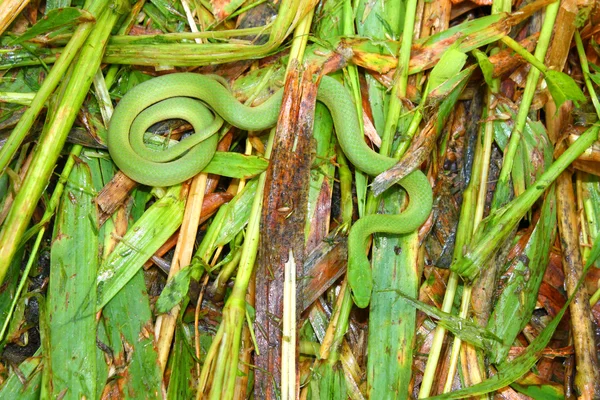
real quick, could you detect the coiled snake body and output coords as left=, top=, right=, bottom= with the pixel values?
left=107, top=73, right=433, bottom=308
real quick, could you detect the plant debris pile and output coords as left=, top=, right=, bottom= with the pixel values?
left=0, top=0, right=599, bottom=399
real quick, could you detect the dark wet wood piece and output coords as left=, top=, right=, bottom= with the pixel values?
left=95, top=171, right=137, bottom=225
left=301, top=236, right=347, bottom=311
left=254, top=65, right=319, bottom=399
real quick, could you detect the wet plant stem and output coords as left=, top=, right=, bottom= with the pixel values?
left=574, top=30, right=600, bottom=306
left=453, top=124, right=600, bottom=281
left=493, top=0, right=560, bottom=203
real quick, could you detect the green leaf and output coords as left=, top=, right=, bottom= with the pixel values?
left=10, top=8, right=95, bottom=45
left=202, top=152, right=268, bottom=179
left=308, top=363, right=347, bottom=400
left=511, top=379, right=564, bottom=400
left=368, top=191, right=419, bottom=398
left=585, top=234, right=600, bottom=269
left=472, top=48, right=495, bottom=89
left=588, top=63, right=600, bottom=86
left=393, top=290, right=502, bottom=349
left=544, top=70, right=587, bottom=109
left=47, top=162, right=98, bottom=399
left=0, top=351, right=42, bottom=399
left=46, top=1, right=74, bottom=12
left=195, top=178, right=258, bottom=261
left=427, top=297, right=568, bottom=399
left=167, top=326, right=197, bottom=400
left=430, top=229, right=596, bottom=399
left=156, top=263, right=205, bottom=313
left=432, top=66, right=475, bottom=134
left=425, top=47, right=467, bottom=95
left=487, top=189, right=557, bottom=364
left=141, top=133, right=268, bottom=179
left=96, top=185, right=186, bottom=310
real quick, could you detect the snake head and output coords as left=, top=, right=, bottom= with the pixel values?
left=347, top=258, right=372, bottom=309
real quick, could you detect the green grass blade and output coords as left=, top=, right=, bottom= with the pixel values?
left=354, top=0, right=422, bottom=396
left=426, top=259, right=588, bottom=399
left=585, top=230, right=600, bottom=270
left=305, top=102, right=335, bottom=245
left=394, top=292, right=502, bottom=349
left=96, top=185, right=185, bottom=309
left=202, top=152, right=268, bottom=178
left=490, top=104, right=554, bottom=204
left=487, top=189, right=557, bottom=364
left=308, top=363, right=347, bottom=399
left=45, top=161, right=98, bottom=399
left=0, top=246, right=22, bottom=331
left=46, top=0, right=74, bottom=12
left=0, top=0, right=110, bottom=174
left=9, top=8, right=94, bottom=45
left=431, top=66, right=475, bottom=135
left=167, top=325, right=196, bottom=400
left=85, top=152, right=164, bottom=399
left=156, top=262, right=203, bottom=313
left=102, top=270, right=164, bottom=399
left=581, top=176, right=600, bottom=266
left=0, top=352, right=42, bottom=399
left=368, top=196, right=420, bottom=398
left=95, top=320, right=110, bottom=400
left=511, top=375, right=564, bottom=400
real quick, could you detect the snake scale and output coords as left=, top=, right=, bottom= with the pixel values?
left=107, top=73, right=433, bottom=308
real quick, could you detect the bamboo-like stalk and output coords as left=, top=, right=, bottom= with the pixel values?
left=328, top=282, right=354, bottom=368
left=156, top=173, right=208, bottom=371
left=574, top=31, right=600, bottom=117
left=229, top=137, right=256, bottom=400
left=492, top=0, right=560, bottom=205
left=195, top=122, right=276, bottom=397
left=557, top=29, right=600, bottom=397
left=440, top=0, right=513, bottom=391
left=102, top=0, right=317, bottom=67
left=0, top=0, right=30, bottom=36
left=575, top=30, right=600, bottom=306
left=439, top=96, right=495, bottom=394
left=542, top=0, right=579, bottom=143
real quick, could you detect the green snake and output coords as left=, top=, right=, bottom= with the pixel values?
left=107, top=73, right=433, bottom=308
